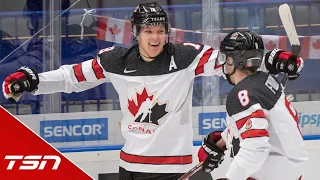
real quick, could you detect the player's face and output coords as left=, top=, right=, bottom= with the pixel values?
left=222, top=56, right=236, bottom=84
left=137, top=24, right=167, bottom=61
left=222, top=56, right=235, bottom=74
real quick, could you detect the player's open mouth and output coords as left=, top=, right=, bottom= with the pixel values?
left=149, top=43, right=160, bottom=47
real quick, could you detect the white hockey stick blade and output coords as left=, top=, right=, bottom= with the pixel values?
left=279, top=4, right=300, bottom=46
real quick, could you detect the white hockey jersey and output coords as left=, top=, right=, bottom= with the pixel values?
left=34, top=42, right=222, bottom=173
left=221, top=72, right=308, bottom=180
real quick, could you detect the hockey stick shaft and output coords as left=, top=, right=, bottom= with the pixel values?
left=279, top=4, right=301, bottom=88
left=177, top=162, right=204, bottom=180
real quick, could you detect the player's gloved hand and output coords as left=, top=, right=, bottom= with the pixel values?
left=265, top=48, right=304, bottom=80
left=198, top=131, right=225, bottom=173
left=2, top=66, right=39, bottom=102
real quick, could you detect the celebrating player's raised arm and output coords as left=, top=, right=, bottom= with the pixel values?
left=2, top=48, right=113, bottom=102
left=183, top=43, right=223, bottom=78
left=35, top=58, right=109, bottom=95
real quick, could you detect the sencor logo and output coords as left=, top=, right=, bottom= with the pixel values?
left=43, top=124, right=102, bottom=137
left=199, top=112, right=227, bottom=135
left=5, top=155, right=61, bottom=170
left=40, top=118, right=108, bottom=143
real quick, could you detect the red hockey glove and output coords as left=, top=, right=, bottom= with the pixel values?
left=2, top=66, right=39, bottom=102
left=198, top=131, right=225, bottom=173
left=265, top=49, right=304, bottom=80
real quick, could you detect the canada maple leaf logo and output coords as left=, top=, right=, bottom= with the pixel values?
left=109, top=24, right=121, bottom=35
left=312, top=39, right=320, bottom=49
left=265, top=40, right=276, bottom=50
left=230, top=32, right=238, bottom=39
left=128, top=87, right=169, bottom=126
left=128, top=88, right=154, bottom=117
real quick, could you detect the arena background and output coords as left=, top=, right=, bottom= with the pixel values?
left=0, top=0, right=320, bottom=179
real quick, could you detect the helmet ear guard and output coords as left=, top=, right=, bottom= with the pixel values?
left=230, top=50, right=263, bottom=70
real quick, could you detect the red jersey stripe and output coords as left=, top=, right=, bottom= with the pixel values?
left=235, top=110, right=266, bottom=130
left=195, top=48, right=214, bottom=76
left=73, top=63, right=86, bottom=82
left=92, top=58, right=105, bottom=79
left=120, top=151, right=192, bottom=165
left=241, top=129, right=269, bottom=139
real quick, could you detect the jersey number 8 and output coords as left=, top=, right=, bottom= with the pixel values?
left=238, top=90, right=250, bottom=107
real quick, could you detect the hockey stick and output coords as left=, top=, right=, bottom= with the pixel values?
left=177, top=162, right=203, bottom=180
left=278, top=3, right=301, bottom=89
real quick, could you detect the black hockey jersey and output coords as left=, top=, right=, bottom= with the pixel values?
left=221, top=72, right=308, bottom=179
left=34, top=42, right=222, bottom=173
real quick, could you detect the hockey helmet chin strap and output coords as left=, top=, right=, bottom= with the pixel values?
left=140, top=52, right=156, bottom=60
left=222, top=61, right=236, bottom=86
left=220, top=53, right=236, bottom=85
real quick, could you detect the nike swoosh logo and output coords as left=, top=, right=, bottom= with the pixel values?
left=124, top=69, right=137, bottom=73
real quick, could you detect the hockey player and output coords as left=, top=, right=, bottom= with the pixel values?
left=198, top=30, right=307, bottom=180
left=3, top=2, right=304, bottom=180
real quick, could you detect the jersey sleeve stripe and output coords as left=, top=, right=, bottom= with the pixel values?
left=195, top=48, right=214, bottom=76
left=92, top=58, right=106, bottom=79
left=241, top=129, right=269, bottom=139
left=73, top=63, right=86, bottom=82
left=235, top=110, right=266, bottom=130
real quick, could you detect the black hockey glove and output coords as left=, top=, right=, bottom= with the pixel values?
left=198, top=131, right=225, bottom=173
left=265, top=49, right=304, bottom=80
left=2, top=66, right=39, bottom=102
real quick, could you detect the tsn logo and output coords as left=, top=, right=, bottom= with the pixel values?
left=4, top=155, right=61, bottom=170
